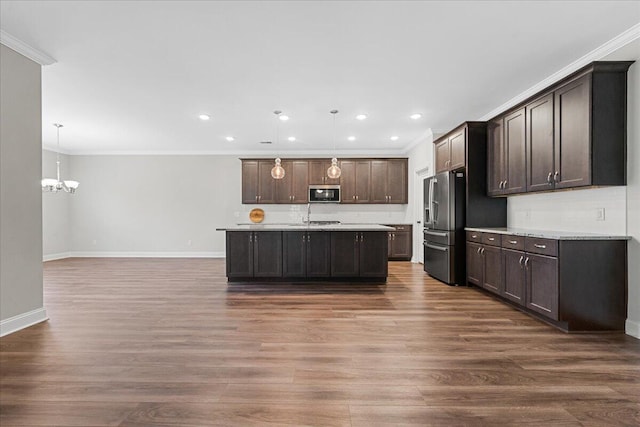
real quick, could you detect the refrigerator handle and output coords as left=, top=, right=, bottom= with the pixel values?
left=432, top=180, right=438, bottom=224
left=425, top=179, right=434, bottom=226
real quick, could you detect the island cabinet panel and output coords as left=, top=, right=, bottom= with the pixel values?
left=226, top=231, right=282, bottom=278
left=276, top=160, right=309, bottom=204
left=434, top=138, right=450, bottom=174
left=359, top=232, right=388, bottom=277
left=502, top=249, right=526, bottom=304
left=526, top=93, right=555, bottom=192
left=486, top=61, right=632, bottom=197
left=330, top=232, right=360, bottom=276
left=283, top=231, right=330, bottom=277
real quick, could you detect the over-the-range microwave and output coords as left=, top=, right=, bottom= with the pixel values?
left=308, top=185, right=340, bottom=203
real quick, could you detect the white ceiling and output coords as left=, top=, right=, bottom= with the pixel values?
left=1, top=1, right=639, bottom=155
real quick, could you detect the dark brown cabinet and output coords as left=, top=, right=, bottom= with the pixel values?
left=371, top=159, right=407, bottom=204
left=309, top=160, right=340, bottom=185
left=526, top=93, right=555, bottom=192
left=340, top=160, right=371, bottom=203
left=466, top=230, right=627, bottom=332
left=434, top=138, right=450, bottom=174
left=386, top=225, right=412, bottom=260
left=330, top=231, right=388, bottom=278
left=487, top=61, right=632, bottom=197
left=241, top=160, right=276, bottom=204
left=435, top=129, right=465, bottom=173
left=276, top=160, right=309, bottom=204
left=226, top=231, right=282, bottom=278
left=283, top=231, right=331, bottom=278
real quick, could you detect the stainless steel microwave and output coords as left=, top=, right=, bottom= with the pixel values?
left=308, top=185, right=340, bottom=203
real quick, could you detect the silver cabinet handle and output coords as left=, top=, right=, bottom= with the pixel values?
left=307, top=234, right=311, bottom=243
left=353, top=195, right=356, bottom=200
left=499, top=181, right=503, bottom=189
left=525, top=257, right=530, bottom=268
left=503, top=180, right=507, bottom=188
left=488, top=237, right=495, bottom=241
left=302, top=234, right=306, bottom=242
left=249, top=234, right=252, bottom=243
left=534, top=244, right=546, bottom=249
left=254, top=234, right=258, bottom=242
left=477, top=247, right=482, bottom=254
left=356, top=195, right=359, bottom=201
left=360, top=233, right=364, bottom=242
left=472, top=234, right=478, bottom=238
left=392, top=234, right=395, bottom=240
left=519, top=255, right=524, bottom=267
left=554, top=171, right=559, bottom=183
left=509, top=240, right=518, bottom=244
left=481, top=247, right=485, bottom=255
left=547, top=173, right=553, bottom=185
left=389, top=234, right=392, bottom=241
left=255, top=195, right=258, bottom=202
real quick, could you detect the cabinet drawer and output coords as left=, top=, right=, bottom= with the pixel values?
left=466, top=231, right=483, bottom=243
left=525, top=237, right=558, bottom=256
left=482, top=233, right=501, bottom=247
left=501, top=235, right=525, bottom=250
left=392, top=225, right=410, bottom=231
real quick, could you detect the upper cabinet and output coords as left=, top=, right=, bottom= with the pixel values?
left=241, top=158, right=408, bottom=204
left=434, top=127, right=466, bottom=173
left=487, top=61, right=633, bottom=197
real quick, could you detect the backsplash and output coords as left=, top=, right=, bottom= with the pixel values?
left=507, top=186, right=627, bottom=235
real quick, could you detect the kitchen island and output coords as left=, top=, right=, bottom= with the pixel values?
left=218, top=224, right=393, bottom=282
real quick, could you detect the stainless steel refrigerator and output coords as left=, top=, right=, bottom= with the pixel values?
left=423, top=171, right=466, bottom=285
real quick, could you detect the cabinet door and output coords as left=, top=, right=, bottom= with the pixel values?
left=354, top=160, right=372, bottom=203
left=526, top=94, right=555, bottom=192
left=387, top=159, right=407, bottom=203
left=257, top=161, right=276, bottom=203
left=359, top=232, right=388, bottom=277
left=290, top=160, right=309, bottom=203
left=309, top=160, right=328, bottom=185
left=330, top=232, right=359, bottom=276
left=503, top=249, right=525, bottom=305
left=526, top=253, right=559, bottom=320
left=554, top=74, right=591, bottom=189
left=282, top=231, right=306, bottom=277
left=387, top=232, right=393, bottom=258
left=390, top=231, right=412, bottom=259
left=275, top=160, right=293, bottom=204
left=435, top=138, right=451, bottom=173
left=487, top=117, right=505, bottom=196
left=449, top=130, right=466, bottom=170
left=339, top=160, right=356, bottom=203
left=241, top=161, right=259, bottom=204
left=482, top=245, right=503, bottom=295
left=226, top=231, right=253, bottom=277
left=306, top=232, right=331, bottom=277
left=370, top=160, right=388, bottom=203
left=504, top=108, right=526, bottom=194
left=466, top=242, right=483, bottom=286
left=253, top=232, right=282, bottom=277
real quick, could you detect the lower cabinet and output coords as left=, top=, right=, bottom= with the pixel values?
left=283, top=231, right=331, bottom=278
left=466, top=231, right=627, bottom=332
left=386, top=224, right=413, bottom=260
left=330, top=231, right=388, bottom=278
left=226, top=231, right=282, bottom=278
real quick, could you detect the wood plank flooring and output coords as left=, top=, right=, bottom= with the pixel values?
left=1, top=258, right=639, bottom=426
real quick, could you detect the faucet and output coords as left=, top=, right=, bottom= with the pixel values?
left=305, top=203, right=311, bottom=225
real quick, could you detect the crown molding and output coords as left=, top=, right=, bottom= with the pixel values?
left=402, top=128, right=433, bottom=154
left=0, top=30, right=56, bottom=66
left=62, top=148, right=408, bottom=157
left=479, top=22, right=640, bottom=121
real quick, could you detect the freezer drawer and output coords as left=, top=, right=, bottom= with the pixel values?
left=424, top=229, right=455, bottom=245
left=423, top=242, right=456, bottom=285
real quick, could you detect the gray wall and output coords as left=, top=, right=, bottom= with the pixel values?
left=42, top=149, right=71, bottom=258
left=0, top=45, right=44, bottom=321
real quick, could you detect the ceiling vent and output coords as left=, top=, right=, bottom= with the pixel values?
left=260, top=141, right=272, bottom=144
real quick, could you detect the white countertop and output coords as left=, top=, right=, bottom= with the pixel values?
left=217, top=223, right=395, bottom=231
left=465, top=227, right=630, bottom=241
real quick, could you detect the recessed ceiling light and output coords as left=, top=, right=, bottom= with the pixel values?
left=287, top=136, right=296, bottom=142
left=347, top=136, right=356, bottom=141
left=225, top=136, right=235, bottom=142
left=355, top=114, right=368, bottom=120
left=279, top=115, right=289, bottom=121
left=198, top=114, right=211, bottom=121
left=390, top=136, right=399, bottom=141
left=410, top=113, right=422, bottom=120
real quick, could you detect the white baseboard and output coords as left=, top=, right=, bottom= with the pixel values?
left=0, top=307, right=48, bottom=337
left=65, top=251, right=225, bottom=258
left=626, top=319, right=640, bottom=339
left=43, top=252, right=73, bottom=261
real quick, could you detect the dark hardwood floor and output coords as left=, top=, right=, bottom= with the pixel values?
left=1, top=258, right=639, bottom=426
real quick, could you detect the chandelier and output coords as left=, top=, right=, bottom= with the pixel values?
left=41, top=123, right=79, bottom=193
left=327, top=110, right=341, bottom=179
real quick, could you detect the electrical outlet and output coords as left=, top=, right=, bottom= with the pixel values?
left=596, top=208, right=605, bottom=221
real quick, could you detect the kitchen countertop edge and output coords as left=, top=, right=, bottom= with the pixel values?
left=464, top=227, right=631, bottom=241
left=217, top=224, right=395, bottom=231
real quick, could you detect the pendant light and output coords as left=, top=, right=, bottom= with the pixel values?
left=41, top=123, right=79, bottom=193
left=327, top=109, right=341, bottom=179
left=271, top=110, right=285, bottom=179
